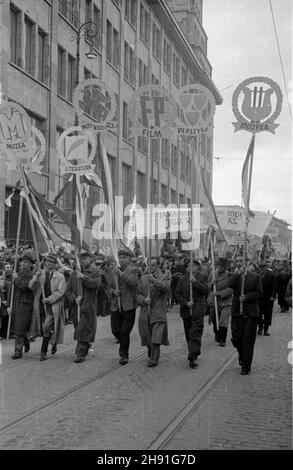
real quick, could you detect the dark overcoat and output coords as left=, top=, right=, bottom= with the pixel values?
left=229, top=272, right=263, bottom=317
left=73, top=265, right=101, bottom=343
left=12, top=268, right=34, bottom=336
left=175, top=271, right=209, bottom=319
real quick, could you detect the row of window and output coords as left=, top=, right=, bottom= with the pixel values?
left=10, top=1, right=198, bottom=92
left=10, top=5, right=49, bottom=84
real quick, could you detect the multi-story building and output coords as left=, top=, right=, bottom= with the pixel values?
left=0, top=0, right=222, bottom=254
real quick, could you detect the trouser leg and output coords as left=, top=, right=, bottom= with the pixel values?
left=219, top=326, right=227, bottom=344
left=231, top=316, right=243, bottom=360
left=111, top=310, right=123, bottom=342
left=119, top=309, right=136, bottom=358
left=75, top=341, right=90, bottom=358
left=182, top=317, right=192, bottom=343
left=14, top=335, right=25, bottom=356
left=150, top=344, right=160, bottom=364
left=241, top=316, right=257, bottom=371
left=188, top=313, right=204, bottom=360
left=40, top=336, right=50, bottom=361
left=264, top=300, right=274, bottom=330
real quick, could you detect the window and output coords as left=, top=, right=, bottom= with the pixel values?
left=138, top=59, right=148, bottom=86
left=140, top=3, right=150, bottom=45
left=181, top=66, right=188, bottom=87
left=57, top=46, right=66, bottom=97
left=124, top=42, right=135, bottom=85
left=152, top=22, right=161, bottom=61
left=151, top=74, right=159, bottom=86
left=38, top=29, right=48, bottom=84
left=137, top=136, right=148, bottom=154
left=93, top=5, right=101, bottom=50
left=106, top=21, right=120, bottom=69
left=171, top=144, right=178, bottom=173
left=67, top=55, right=76, bottom=102
left=59, top=0, right=79, bottom=27
left=161, top=139, right=170, bottom=167
left=171, top=190, right=177, bottom=205
left=106, top=20, right=112, bottom=62
left=113, top=28, right=120, bottom=69
left=25, top=17, right=35, bottom=76
left=85, top=0, right=92, bottom=23
left=125, top=0, right=137, bottom=27
left=161, top=184, right=168, bottom=206
left=137, top=171, right=146, bottom=208
left=122, top=101, right=128, bottom=140
left=180, top=151, right=185, bottom=179
left=122, top=163, right=133, bottom=208
left=10, top=5, right=21, bottom=66
left=150, top=139, right=160, bottom=162
left=163, top=38, right=171, bottom=74
left=173, top=53, right=180, bottom=87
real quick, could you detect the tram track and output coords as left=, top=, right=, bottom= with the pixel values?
left=147, top=350, right=238, bottom=450
left=0, top=332, right=184, bottom=435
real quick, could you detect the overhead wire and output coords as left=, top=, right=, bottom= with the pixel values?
left=269, top=0, right=292, bottom=121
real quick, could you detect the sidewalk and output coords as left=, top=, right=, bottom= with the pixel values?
left=165, top=309, right=292, bottom=450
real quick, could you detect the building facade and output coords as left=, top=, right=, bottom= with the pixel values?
left=0, top=0, right=222, bottom=253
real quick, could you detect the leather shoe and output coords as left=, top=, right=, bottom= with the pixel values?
left=119, top=357, right=128, bottom=366
left=51, top=344, right=57, bottom=355
left=219, top=342, right=226, bottom=347
left=40, top=353, right=47, bottom=361
left=11, top=354, right=22, bottom=360
left=74, top=356, right=85, bottom=363
left=147, top=360, right=158, bottom=367
left=264, top=330, right=270, bottom=336
left=189, top=359, right=198, bottom=369
left=241, top=368, right=250, bottom=375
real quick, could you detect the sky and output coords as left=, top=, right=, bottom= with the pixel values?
left=203, top=0, right=292, bottom=225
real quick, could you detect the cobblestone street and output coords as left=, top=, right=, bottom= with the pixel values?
left=0, top=306, right=291, bottom=450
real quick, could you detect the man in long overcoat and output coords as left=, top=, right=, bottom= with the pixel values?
left=175, top=260, right=209, bottom=369
left=229, top=263, right=263, bottom=375
left=70, top=252, right=101, bottom=363
left=108, top=249, right=139, bottom=365
left=136, top=257, right=171, bottom=367
left=39, top=253, right=66, bottom=361
left=207, top=257, right=232, bottom=346
left=10, top=253, right=38, bottom=359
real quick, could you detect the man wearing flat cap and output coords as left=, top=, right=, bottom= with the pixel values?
left=207, top=258, right=232, bottom=347
left=175, top=259, right=209, bottom=369
left=108, top=249, right=139, bottom=365
left=9, top=253, right=39, bottom=359
left=66, top=251, right=100, bottom=363
left=38, top=253, right=66, bottom=361
left=229, top=263, right=263, bottom=375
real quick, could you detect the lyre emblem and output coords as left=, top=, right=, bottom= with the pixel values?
left=232, top=76, right=283, bottom=134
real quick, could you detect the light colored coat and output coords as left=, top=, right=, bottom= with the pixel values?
left=30, top=269, right=66, bottom=344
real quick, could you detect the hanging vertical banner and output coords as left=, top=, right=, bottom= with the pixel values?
left=176, top=83, right=216, bottom=137
left=128, top=84, right=177, bottom=138
left=232, top=76, right=283, bottom=134
left=73, top=78, right=117, bottom=133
